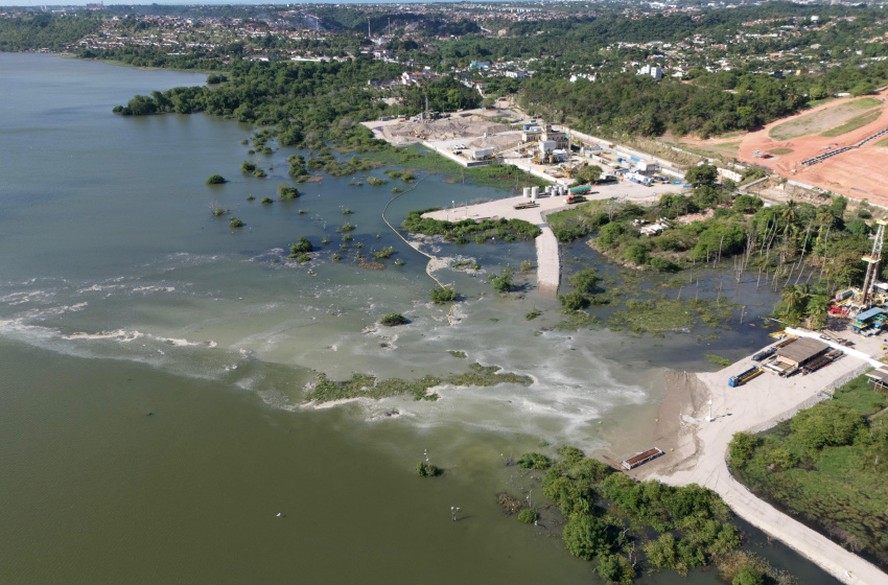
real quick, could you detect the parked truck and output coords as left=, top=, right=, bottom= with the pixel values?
left=470, top=147, right=494, bottom=160
left=728, top=366, right=763, bottom=387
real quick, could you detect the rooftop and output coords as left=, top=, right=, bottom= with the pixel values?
left=855, top=307, right=884, bottom=322
left=776, top=337, right=829, bottom=365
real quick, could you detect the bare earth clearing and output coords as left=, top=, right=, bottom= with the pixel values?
left=362, top=110, right=517, bottom=146
left=665, top=133, right=743, bottom=160
left=738, top=89, right=888, bottom=206
left=768, top=98, right=880, bottom=141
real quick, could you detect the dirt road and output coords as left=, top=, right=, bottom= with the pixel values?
left=643, top=331, right=887, bottom=585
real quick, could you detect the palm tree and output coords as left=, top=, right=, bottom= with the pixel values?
left=780, top=283, right=812, bottom=324
left=779, top=200, right=800, bottom=262
left=806, top=293, right=831, bottom=329
left=780, top=200, right=798, bottom=235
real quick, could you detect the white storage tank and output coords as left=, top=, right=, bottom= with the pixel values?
left=523, top=187, right=531, bottom=198
left=470, top=147, right=494, bottom=160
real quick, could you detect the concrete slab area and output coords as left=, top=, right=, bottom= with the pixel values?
left=643, top=330, right=888, bottom=585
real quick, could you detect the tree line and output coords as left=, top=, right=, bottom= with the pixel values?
left=111, top=58, right=478, bottom=150
left=729, top=375, right=888, bottom=569
left=512, top=446, right=792, bottom=585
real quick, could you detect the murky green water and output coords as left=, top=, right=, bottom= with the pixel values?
left=0, top=54, right=839, bottom=584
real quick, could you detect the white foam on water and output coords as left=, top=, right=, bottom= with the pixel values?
left=77, top=283, right=128, bottom=294
left=158, top=252, right=224, bottom=269
left=64, top=329, right=145, bottom=342
left=0, top=289, right=55, bottom=305
left=248, top=247, right=323, bottom=270
left=131, top=285, right=176, bottom=294
left=16, top=302, right=89, bottom=322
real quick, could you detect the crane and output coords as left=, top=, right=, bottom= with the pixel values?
left=861, top=219, right=887, bottom=306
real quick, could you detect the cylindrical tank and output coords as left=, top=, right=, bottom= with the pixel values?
left=523, top=187, right=531, bottom=198
left=531, top=186, right=539, bottom=199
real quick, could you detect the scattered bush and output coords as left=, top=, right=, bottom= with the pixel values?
left=431, top=287, right=458, bottom=304
left=490, top=267, right=516, bottom=292
left=206, top=174, right=226, bottom=185
left=416, top=461, right=442, bottom=477
left=517, top=509, right=537, bottom=524
left=228, top=217, right=244, bottom=228
left=517, top=452, right=553, bottom=470
left=597, top=554, right=636, bottom=585
left=379, top=313, right=410, bottom=326
left=373, top=246, right=395, bottom=260
left=289, top=237, right=313, bottom=256
left=278, top=185, right=300, bottom=200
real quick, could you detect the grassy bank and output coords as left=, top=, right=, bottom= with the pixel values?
left=402, top=209, right=541, bottom=243
left=365, top=145, right=549, bottom=192
left=729, top=374, right=888, bottom=569
left=305, top=362, right=533, bottom=403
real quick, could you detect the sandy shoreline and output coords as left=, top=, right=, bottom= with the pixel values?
left=632, top=331, right=887, bottom=585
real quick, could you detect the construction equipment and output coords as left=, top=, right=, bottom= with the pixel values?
left=861, top=219, right=887, bottom=306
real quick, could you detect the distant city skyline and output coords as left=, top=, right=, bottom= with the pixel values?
left=1, top=0, right=458, bottom=6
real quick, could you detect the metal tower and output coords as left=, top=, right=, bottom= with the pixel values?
left=861, top=219, right=887, bottom=306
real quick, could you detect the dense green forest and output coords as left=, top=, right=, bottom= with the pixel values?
left=111, top=59, right=478, bottom=148
left=0, top=13, right=101, bottom=51
left=729, top=375, right=888, bottom=570
left=548, top=168, right=872, bottom=291
left=509, top=447, right=793, bottom=585
left=5, top=3, right=888, bottom=144
left=519, top=56, right=888, bottom=138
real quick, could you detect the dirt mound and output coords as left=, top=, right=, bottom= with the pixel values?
left=381, top=115, right=513, bottom=145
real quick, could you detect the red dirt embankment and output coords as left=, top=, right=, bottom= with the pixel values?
left=738, top=89, right=888, bottom=206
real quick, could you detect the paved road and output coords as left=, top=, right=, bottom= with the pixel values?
left=711, top=466, right=885, bottom=585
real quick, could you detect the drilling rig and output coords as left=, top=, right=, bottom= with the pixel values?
left=860, top=219, right=887, bottom=306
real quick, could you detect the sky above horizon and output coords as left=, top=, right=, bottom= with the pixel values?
left=2, top=0, right=455, bottom=6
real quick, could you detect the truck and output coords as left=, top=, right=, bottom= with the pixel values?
left=470, top=147, right=494, bottom=160
left=566, top=194, right=587, bottom=204
left=728, top=366, right=763, bottom=387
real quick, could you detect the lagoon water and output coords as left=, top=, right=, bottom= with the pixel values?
left=0, top=54, right=838, bottom=584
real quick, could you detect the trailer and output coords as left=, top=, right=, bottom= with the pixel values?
left=752, top=347, right=776, bottom=362
left=621, top=447, right=664, bottom=470
left=729, top=366, right=763, bottom=387
left=470, top=147, right=494, bottom=160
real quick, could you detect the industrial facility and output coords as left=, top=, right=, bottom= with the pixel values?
left=828, top=219, right=888, bottom=336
